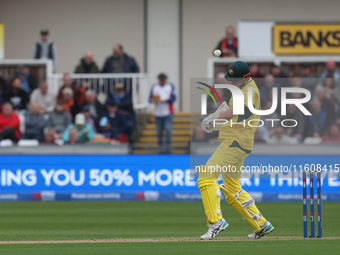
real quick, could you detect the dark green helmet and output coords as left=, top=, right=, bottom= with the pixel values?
left=225, top=61, right=251, bottom=81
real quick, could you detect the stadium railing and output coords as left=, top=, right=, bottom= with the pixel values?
left=0, top=59, right=149, bottom=110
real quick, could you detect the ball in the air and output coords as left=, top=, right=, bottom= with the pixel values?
left=214, top=49, right=221, bottom=57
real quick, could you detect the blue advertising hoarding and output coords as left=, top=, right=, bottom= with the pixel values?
left=0, top=154, right=339, bottom=201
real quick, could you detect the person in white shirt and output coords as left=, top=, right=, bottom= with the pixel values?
left=149, top=73, right=176, bottom=151
left=30, top=81, right=56, bottom=114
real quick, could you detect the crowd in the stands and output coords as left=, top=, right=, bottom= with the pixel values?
left=0, top=29, right=138, bottom=146
left=194, top=59, right=340, bottom=144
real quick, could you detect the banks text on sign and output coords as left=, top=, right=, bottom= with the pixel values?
left=273, top=24, right=340, bottom=54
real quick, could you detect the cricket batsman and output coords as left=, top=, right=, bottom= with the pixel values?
left=197, top=61, right=274, bottom=240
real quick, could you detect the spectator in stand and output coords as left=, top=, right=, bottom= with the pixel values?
left=300, top=63, right=316, bottom=94
left=268, top=126, right=298, bottom=144
left=109, top=82, right=135, bottom=140
left=270, top=63, right=289, bottom=79
left=61, top=88, right=77, bottom=118
left=249, top=63, right=265, bottom=89
left=40, top=127, right=57, bottom=145
left=315, top=87, right=335, bottom=126
left=330, top=123, right=340, bottom=142
left=74, top=51, right=100, bottom=92
left=65, top=128, right=78, bottom=145
left=102, top=44, right=139, bottom=73
left=149, top=73, right=176, bottom=151
left=284, top=104, right=305, bottom=142
left=270, top=63, right=289, bottom=92
left=16, top=65, right=38, bottom=96
left=249, top=63, right=264, bottom=79
left=102, top=44, right=139, bottom=95
left=0, top=102, right=20, bottom=142
left=214, top=26, right=238, bottom=57
left=30, top=81, right=56, bottom=113
left=319, top=58, right=340, bottom=86
left=74, top=51, right=100, bottom=74
left=82, top=105, right=96, bottom=133
left=99, top=99, right=127, bottom=140
left=22, top=102, right=47, bottom=141
left=315, top=76, right=339, bottom=104
left=5, top=77, right=29, bottom=111
left=260, top=74, right=275, bottom=107
left=84, top=90, right=103, bottom=130
left=62, top=113, right=94, bottom=143
left=305, top=98, right=328, bottom=138
left=33, top=28, right=58, bottom=72
left=57, top=73, right=86, bottom=106
left=322, top=124, right=340, bottom=143
left=47, top=100, right=71, bottom=139
left=290, top=76, right=302, bottom=88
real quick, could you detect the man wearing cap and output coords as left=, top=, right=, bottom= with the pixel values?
left=62, top=113, right=94, bottom=143
left=149, top=73, right=176, bottom=152
left=98, top=99, right=127, bottom=140
left=197, top=61, right=274, bottom=240
left=33, top=29, right=58, bottom=72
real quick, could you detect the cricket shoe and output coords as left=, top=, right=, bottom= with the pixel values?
left=247, top=221, right=274, bottom=239
left=200, top=218, right=229, bottom=240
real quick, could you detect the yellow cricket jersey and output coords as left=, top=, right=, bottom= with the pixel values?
left=218, top=78, right=260, bottom=152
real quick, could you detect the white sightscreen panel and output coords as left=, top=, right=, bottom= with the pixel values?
left=239, top=21, right=275, bottom=57
left=147, top=0, right=179, bottom=107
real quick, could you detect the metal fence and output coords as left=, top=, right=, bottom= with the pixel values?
left=48, top=73, right=149, bottom=109
left=0, top=59, right=149, bottom=110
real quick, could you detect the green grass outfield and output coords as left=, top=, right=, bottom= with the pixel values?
left=0, top=201, right=339, bottom=254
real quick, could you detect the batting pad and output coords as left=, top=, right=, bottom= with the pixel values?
left=197, top=178, right=220, bottom=224
left=220, top=184, right=266, bottom=232
left=215, top=182, right=223, bottom=221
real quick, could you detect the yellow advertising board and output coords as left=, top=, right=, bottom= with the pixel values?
left=273, top=23, right=340, bottom=54
left=0, top=23, right=4, bottom=59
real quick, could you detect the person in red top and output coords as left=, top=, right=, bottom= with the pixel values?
left=0, top=102, right=21, bottom=142
left=57, top=73, right=86, bottom=106
left=214, top=26, right=238, bottom=57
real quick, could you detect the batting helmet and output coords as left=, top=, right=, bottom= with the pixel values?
left=224, top=61, right=251, bottom=81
